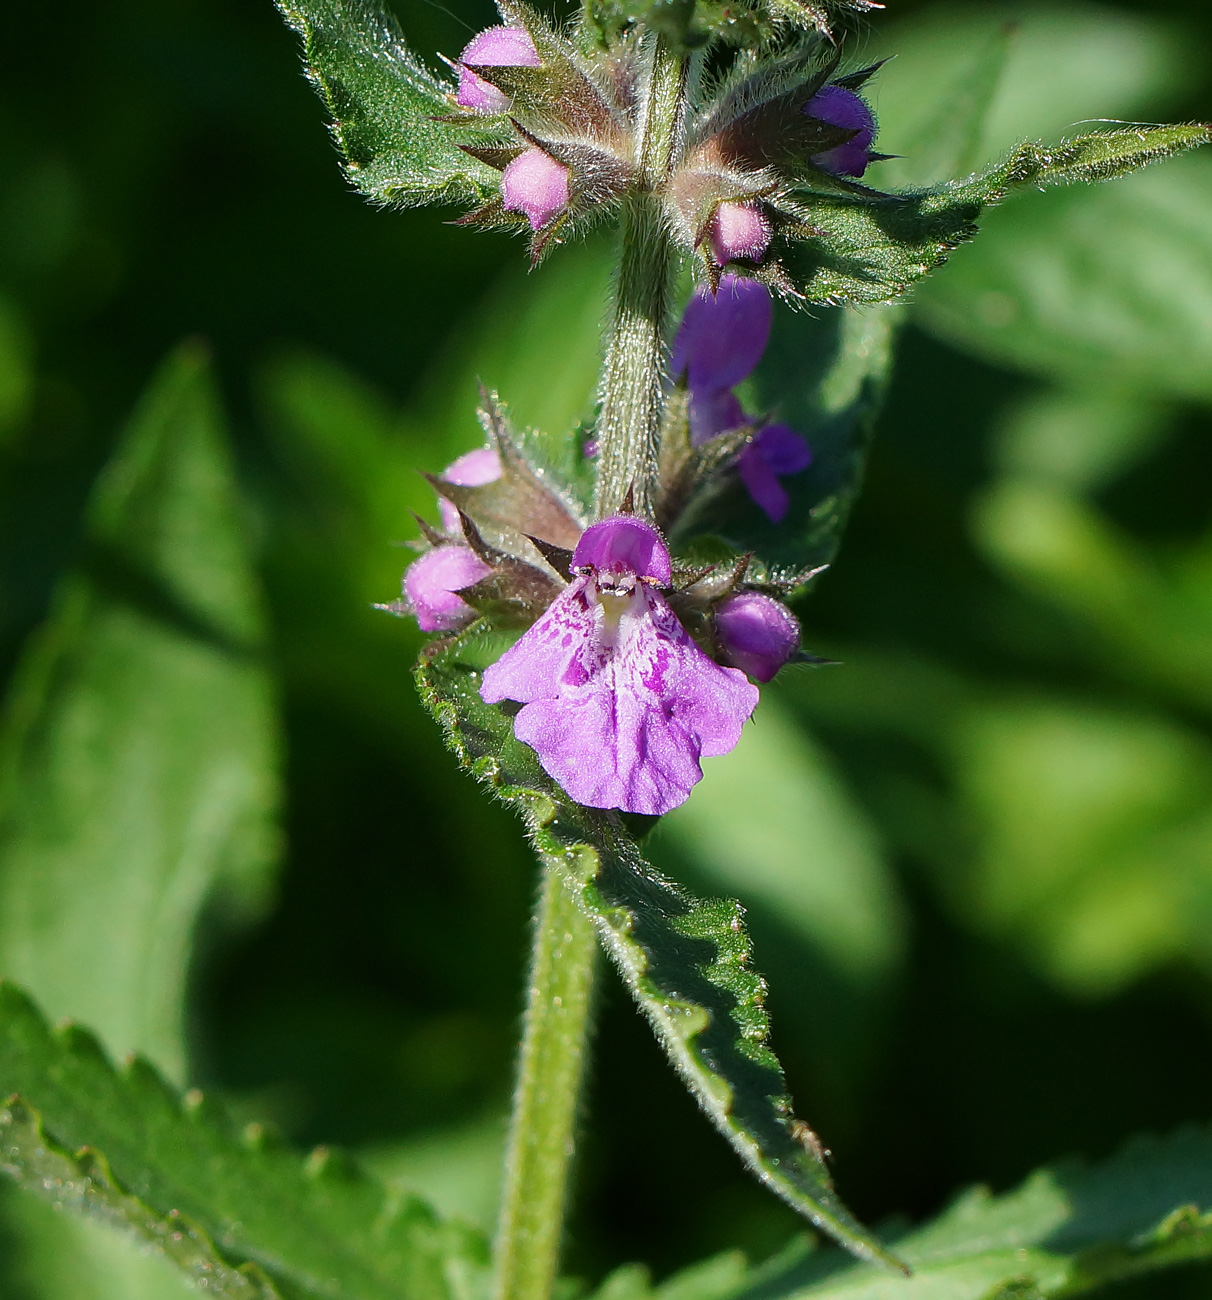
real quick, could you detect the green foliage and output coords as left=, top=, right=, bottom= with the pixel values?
left=0, top=981, right=489, bottom=1300
left=661, top=701, right=904, bottom=986
left=1, top=1095, right=280, bottom=1298
left=786, top=122, right=1212, bottom=307
left=0, top=346, right=278, bottom=1083
left=415, top=625, right=902, bottom=1271
left=917, top=155, right=1212, bottom=400
left=584, top=0, right=878, bottom=49
left=275, top=0, right=499, bottom=207
left=596, top=1127, right=1212, bottom=1300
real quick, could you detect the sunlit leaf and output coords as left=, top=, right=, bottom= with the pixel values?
left=785, top=122, right=1211, bottom=306
left=917, top=154, right=1212, bottom=400
left=661, top=699, right=904, bottom=985
left=949, top=696, right=1212, bottom=994
left=873, top=3, right=1194, bottom=185
left=275, top=0, right=500, bottom=207
left=0, top=982, right=489, bottom=1300
left=601, top=1126, right=1212, bottom=1300
left=0, top=345, right=278, bottom=1084
left=416, top=624, right=903, bottom=1271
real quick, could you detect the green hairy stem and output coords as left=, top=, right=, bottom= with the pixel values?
left=593, top=36, right=687, bottom=521
left=492, top=865, right=599, bottom=1300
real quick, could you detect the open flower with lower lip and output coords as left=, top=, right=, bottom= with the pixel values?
left=479, top=516, right=759, bottom=815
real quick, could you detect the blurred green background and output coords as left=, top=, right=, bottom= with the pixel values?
left=1, top=0, right=1212, bottom=1295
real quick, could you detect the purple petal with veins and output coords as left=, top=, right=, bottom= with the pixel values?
left=481, top=517, right=757, bottom=814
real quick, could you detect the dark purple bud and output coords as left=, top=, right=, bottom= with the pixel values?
left=706, top=201, right=772, bottom=266
left=572, top=516, right=673, bottom=586
left=405, top=544, right=492, bottom=632
left=714, top=592, right=801, bottom=682
left=671, top=274, right=772, bottom=397
left=806, top=85, right=877, bottom=178
left=456, top=26, right=540, bottom=113
left=439, top=446, right=503, bottom=532
left=738, top=425, right=813, bottom=523
left=501, top=147, right=571, bottom=231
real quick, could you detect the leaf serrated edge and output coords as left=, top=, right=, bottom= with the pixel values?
left=0, top=1094, right=284, bottom=1299
left=414, top=638, right=907, bottom=1272
left=0, top=980, right=492, bottom=1300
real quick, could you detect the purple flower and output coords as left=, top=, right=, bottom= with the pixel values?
left=438, top=445, right=502, bottom=533
left=670, top=275, right=812, bottom=522
left=714, top=591, right=800, bottom=682
left=806, top=85, right=877, bottom=179
left=455, top=26, right=540, bottom=114
left=480, top=517, right=758, bottom=815
left=405, top=544, right=492, bottom=632
left=706, top=201, right=772, bottom=266
left=737, top=424, right=813, bottom=524
left=502, top=147, right=571, bottom=231
left=671, top=274, right=771, bottom=443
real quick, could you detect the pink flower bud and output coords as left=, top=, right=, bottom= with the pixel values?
left=405, top=545, right=492, bottom=632
left=438, top=446, right=503, bottom=533
left=707, top=201, right=772, bottom=266
left=501, top=147, right=571, bottom=231
left=455, top=26, right=540, bottom=114
left=714, top=592, right=800, bottom=682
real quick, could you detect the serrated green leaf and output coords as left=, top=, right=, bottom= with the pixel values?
left=415, top=626, right=902, bottom=1271
left=0, top=981, right=490, bottom=1300
left=0, top=1096, right=281, bottom=1298
left=275, top=0, right=500, bottom=207
left=786, top=122, right=1211, bottom=306
left=606, top=1126, right=1212, bottom=1300
left=0, top=345, right=278, bottom=1085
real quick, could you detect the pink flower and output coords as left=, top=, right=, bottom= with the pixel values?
left=806, top=85, right=877, bottom=179
left=737, top=425, right=813, bottom=524
left=706, top=201, right=772, bottom=266
left=501, top=147, right=571, bottom=231
left=438, top=446, right=503, bottom=533
left=455, top=26, right=540, bottom=114
left=671, top=275, right=812, bottom=522
left=714, top=591, right=800, bottom=682
left=405, top=544, right=491, bottom=632
left=480, top=517, right=758, bottom=815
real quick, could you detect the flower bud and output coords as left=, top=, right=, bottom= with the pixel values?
left=405, top=544, right=492, bottom=632
left=456, top=26, right=540, bottom=114
left=707, top=201, right=772, bottom=266
left=501, top=147, right=571, bottom=231
left=805, top=85, right=876, bottom=178
left=714, top=592, right=800, bottom=682
left=438, top=446, right=502, bottom=533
